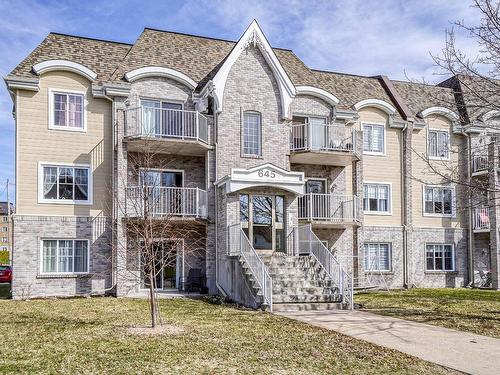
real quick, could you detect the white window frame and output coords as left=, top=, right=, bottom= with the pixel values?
left=48, top=88, right=87, bottom=132
left=422, top=184, right=456, bottom=218
left=425, top=243, right=455, bottom=272
left=38, top=162, right=93, bottom=205
left=1, top=237, right=7, bottom=243
left=39, top=239, right=90, bottom=275
left=363, top=243, right=392, bottom=272
left=427, top=128, right=450, bottom=160
left=362, top=122, right=386, bottom=156
left=242, top=111, right=262, bottom=157
left=0, top=227, right=7, bottom=232
left=0, top=246, right=7, bottom=251
left=2, top=217, right=8, bottom=222
left=363, top=181, right=392, bottom=215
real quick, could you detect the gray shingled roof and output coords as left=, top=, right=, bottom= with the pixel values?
left=392, top=80, right=460, bottom=120
left=9, top=33, right=132, bottom=83
left=7, top=27, right=468, bottom=122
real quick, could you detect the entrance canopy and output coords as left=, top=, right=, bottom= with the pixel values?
left=216, top=163, right=305, bottom=195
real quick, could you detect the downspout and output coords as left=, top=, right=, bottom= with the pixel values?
left=213, top=108, right=227, bottom=296
left=463, top=129, right=474, bottom=286
left=401, top=121, right=409, bottom=289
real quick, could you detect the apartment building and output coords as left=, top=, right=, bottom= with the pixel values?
left=0, top=202, right=13, bottom=262
left=4, top=21, right=499, bottom=309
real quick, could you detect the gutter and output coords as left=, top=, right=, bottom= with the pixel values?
left=462, top=129, right=474, bottom=286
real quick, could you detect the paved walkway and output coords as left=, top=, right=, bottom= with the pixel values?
left=276, top=309, right=500, bottom=375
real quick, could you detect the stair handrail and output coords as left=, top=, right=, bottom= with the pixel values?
left=298, top=224, right=354, bottom=309
left=237, top=226, right=273, bottom=311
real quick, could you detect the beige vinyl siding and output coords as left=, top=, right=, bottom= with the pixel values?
left=356, top=108, right=402, bottom=227
left=16, top=71, right=112, bottom=216
left=411, top=115, right=465, bottom=228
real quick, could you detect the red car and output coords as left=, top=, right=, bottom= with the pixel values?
left=0, top=265, right=12, bottom=283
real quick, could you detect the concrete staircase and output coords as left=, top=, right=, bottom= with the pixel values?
left=264, top=253, right=346, bottom=312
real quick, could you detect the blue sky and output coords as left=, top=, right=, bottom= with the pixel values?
left=0, top=0, right=480, bottom=202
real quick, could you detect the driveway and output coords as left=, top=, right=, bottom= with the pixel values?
left=276, top=309, right=500, bottom=375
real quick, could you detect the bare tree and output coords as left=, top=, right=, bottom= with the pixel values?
left=111, top=138, right=206, bottom=328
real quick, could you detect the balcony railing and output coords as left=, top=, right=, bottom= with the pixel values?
left=298, top=194, right=360, bottom=223
left=290, top=123, right=356, bottom=153
left=472, top=153, right=488, bottom=174
left=473, top=206, right=490, bottom=231
left=126, top=186, right=207, bottom=219
left=124, top=107, right=209, bottom=144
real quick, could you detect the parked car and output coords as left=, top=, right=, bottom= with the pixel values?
left=0, top=265, right=12, bottom=283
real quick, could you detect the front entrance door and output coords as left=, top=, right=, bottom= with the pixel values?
left=240, top=194, right=284, bottom=252
left=142, top=241, right=183, bottom=290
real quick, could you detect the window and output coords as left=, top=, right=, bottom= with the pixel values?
left=363, top=123, right=385, bottom=154
left=0, top=246, right=7, bottom=251
left=428, top=129, right=449, bottom=159
left=0, top=227, right=7, bottom=232
left=41, top=239, right=89, bottom=274
left=424, top=186, right=454, bottom=216
left=2, top=217, right=8, bottom=222
left=243, top=112, right=262, bottom=156
left=426, top=244, right=454, bottom=271
left=40, top=164, right=91, bottom=203
left=363, top=183, right=390, bottom=213
left=364, top=243, right=391, bottom=271
left=1, top=238, right=7, bottom=243
left=50, top=91, right=84, bottom=130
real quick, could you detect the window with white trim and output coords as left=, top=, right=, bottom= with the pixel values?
left=363, top=243, right=391, bottom=271
left=1, top=238, right=7, bottom=243
left=41, top=239, right=89, bottom=274
left=428, top=129, right=449, bottom=159
left=0, top=227, right=7, bottom=232
left=243, top=112, right=262, bottom=156
left=363, top=183, right=390, bottom=213
left=2, top=217, right=8, bottom=222
left=363, top=123, right=385, bottom=154
left=426, top=244, right=454, bottom=271
left=41, top=165, right=90, bottom=203
left=51, top=91, right=84, bottom=130
left=424, top=186, right=454, bottom=216
left=0, top=246, right=7, bottom=251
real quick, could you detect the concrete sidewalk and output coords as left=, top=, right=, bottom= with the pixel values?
left=276, top=309, right=500, bottom=375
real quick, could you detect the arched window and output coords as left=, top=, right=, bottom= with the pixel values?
left=242, top=111, right=262, bottom=156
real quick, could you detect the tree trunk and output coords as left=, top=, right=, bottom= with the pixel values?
left=149, top=269, right=157, bottom=328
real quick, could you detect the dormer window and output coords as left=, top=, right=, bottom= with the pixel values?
left=49, top=90, right=85, bottom=131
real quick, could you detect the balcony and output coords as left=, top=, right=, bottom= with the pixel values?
left=290, top=123, right=359, bottom=166
left=473, top=206, right=490, bottom=233
left=298, top=193, right=361, bottom=228
left=471, top=153, right=489, bottom=176
left=124, top=107, right=210, bottom=156
left=125, top=186, right=208, bottom=220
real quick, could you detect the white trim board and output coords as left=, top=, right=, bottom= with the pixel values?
left=33, top=60, right=97, bottom=81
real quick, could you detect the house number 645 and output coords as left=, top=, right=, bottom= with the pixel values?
left=258, top=169, right=276, bottom=178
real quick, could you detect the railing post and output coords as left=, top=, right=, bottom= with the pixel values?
left=309, top=193, right=313, bottom=221
left=195, top=112, right=199, bottom=141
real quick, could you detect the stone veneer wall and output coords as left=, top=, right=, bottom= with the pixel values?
left=12, top=215, right=111, bottom=299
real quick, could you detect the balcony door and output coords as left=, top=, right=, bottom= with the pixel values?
left=301, top=179, right=327, bottom=219
left=309, top=117, right=327, bottom=150
left=142, top=240, right=183, bottom=290
left=240, top=194, right=284, bottom=252
left=141, top=170, right=183, bottom=215
left=141, top=100, right=183, bottom=137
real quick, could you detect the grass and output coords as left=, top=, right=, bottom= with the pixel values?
left=356, top=288, right=500, bottom=338
left=0, top=297, right=458, bottom=374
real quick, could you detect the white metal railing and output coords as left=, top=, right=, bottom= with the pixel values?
left=124, top=107, right=209, bottom=143
left=472, top=153, right=488, bottom=174
left=290, top=123, right=356, bottom=152
left=473, top=206, right=490, bottom=231
left=228, top=224, right=272, bottom=311
left=298, top=194, right=360, bottom=223
left=298, top=224, right=353, bottom=308
left=126, top=186, right=207, bottom=218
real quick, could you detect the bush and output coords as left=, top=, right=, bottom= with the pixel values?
left=0, top=250, right=9, bottom=265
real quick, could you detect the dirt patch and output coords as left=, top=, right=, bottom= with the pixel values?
left=127, top=324, right=185, bottom=336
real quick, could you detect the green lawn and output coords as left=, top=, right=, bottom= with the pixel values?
left=0, top=297, right=457, bottom=374
left=356, top=288, right=500, bottom=338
